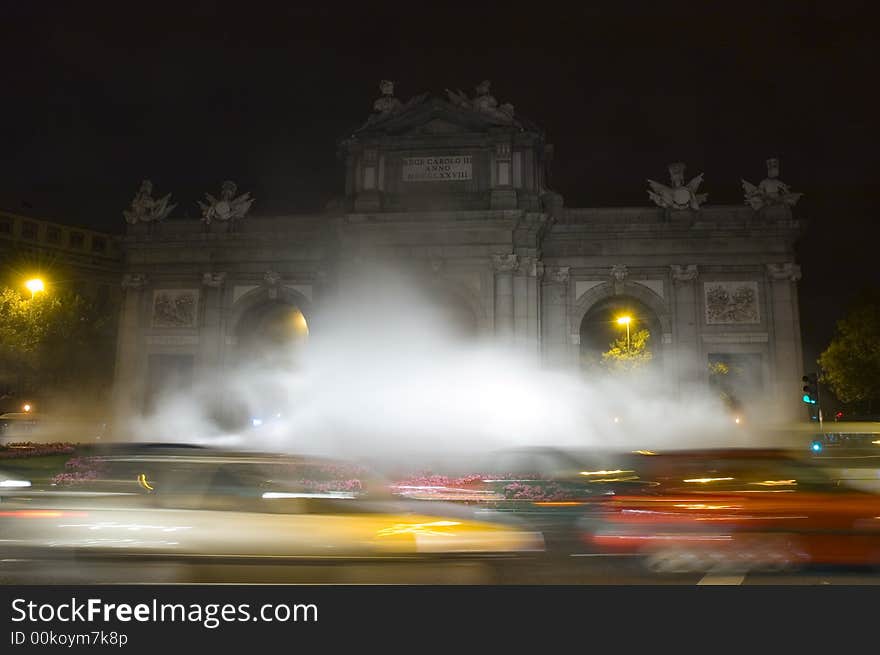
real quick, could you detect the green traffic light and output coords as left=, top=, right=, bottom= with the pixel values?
left=802, top=394, right=811, bottom=403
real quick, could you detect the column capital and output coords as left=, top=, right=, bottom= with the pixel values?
left=201, top=272, right=227, bottom=288
left=671, top=264, right=699, bottom=283
left=491, top=253, right=519, bottom=273
left=766, top=262, right=801, bottom=282
left=515, top=256, right=538, bottom=276
left=121, top=273, right=148, bottom=289
left=544, top=265, right=570, bottom=284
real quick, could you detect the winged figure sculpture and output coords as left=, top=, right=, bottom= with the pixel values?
left=742, top=158, right=802, bottom=210
left=199, top=181, right=254, bottom=224
left=647, top=163, right=707, bottom=210
left=123, top=179, right=176, bottom=224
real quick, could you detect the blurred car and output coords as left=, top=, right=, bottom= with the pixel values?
left=0, top=412, right=40, bottom=439
left=806, top=431, right=880, bottom=493
left=0, top=412, right=108, bottom=443
left=387, top=447, right=654, bottom=554
left=579, top=448, right=880, bottom=573
left=0, top=444, right=543, bottom=584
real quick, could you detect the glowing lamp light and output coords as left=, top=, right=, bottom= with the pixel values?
left=22, top=404, right=32, bottom=413
left=616, top=316, right=631, bottom=325
left=25, top=278, right=44, bottom=297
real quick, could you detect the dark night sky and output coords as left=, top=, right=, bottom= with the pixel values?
left=1, top=1, right=876, bottom=371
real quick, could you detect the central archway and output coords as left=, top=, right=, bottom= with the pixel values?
left=578, top=292, right=664, bottom=374
left=234, top=300, right=309, bottom=365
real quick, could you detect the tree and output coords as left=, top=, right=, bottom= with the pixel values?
left=0, top=286, right=114, bottom=403
left=600, top=328, right=653, bottom=374
left=708, top=360, right=742, bottom=411
left=818, top=292, right=880, bottom=413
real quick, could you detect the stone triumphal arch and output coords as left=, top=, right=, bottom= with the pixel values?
left=114, top=79, right=805, bottom=421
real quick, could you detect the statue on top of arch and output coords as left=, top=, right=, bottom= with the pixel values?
left=373, top=79, right=404, bottom=115
left=647, top=162, right=707, bottom=211
left=742, top=158, right=802, bottom=211
left=123, top=179, right=176, bottom=224
left=446, top=80, right=515, bottom=123
left=198, top=180, right=254, bottom=225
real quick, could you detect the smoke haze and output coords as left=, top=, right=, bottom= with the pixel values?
left=125, top=266, right=768, bottom=464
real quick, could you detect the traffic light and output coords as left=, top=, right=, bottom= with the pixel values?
left=802, top=374, right=818, bottom=405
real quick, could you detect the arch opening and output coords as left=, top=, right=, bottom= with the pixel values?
left=579, top=296, right=662, bottom=374
left=234, top=300, right=309, bottom=365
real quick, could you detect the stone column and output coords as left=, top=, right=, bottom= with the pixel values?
left=513, top=256, right=530, bottom=350
left=492, top=254, right=517, bottom=344
left=541, top=265, right=570, bottom=368
left=671, top=265, right=700, bottom=389
left=766, top=263, right=804, bottom=422
left=526, top=258, right=542, bottom=358
left=200, top=272, right=226, bottom=371
left=112, top=273, right=148, bottom=419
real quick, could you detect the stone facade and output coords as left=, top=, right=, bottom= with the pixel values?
left=113, top=85, right=805, bottom=421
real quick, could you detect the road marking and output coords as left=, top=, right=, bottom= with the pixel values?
left=697, top=574, right=745, bottom=585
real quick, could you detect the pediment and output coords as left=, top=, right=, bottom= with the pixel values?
left=420, top=118, right=468, bottom=134
left=353, top=95, right=522, bottom=137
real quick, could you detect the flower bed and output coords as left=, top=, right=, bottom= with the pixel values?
left=51, top=456, right=107, bottom=486
left=0, top=442, right=76, bottom=459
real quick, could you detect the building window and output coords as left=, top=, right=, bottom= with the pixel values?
left=46, top=226, right=61, bottom=244
left=0, top=218, right=11, bottom=235
left=91, top=236, right=106, bottom=253
left=707, top=353, right=765, bottom=410
left=69, top=231, right=84, bottom=249
left=21, top=222, right=38, bottom=240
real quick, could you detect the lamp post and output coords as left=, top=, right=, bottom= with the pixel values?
left=616, top=315, right=632, bottom=353
left=25, top=278, right=44, bottom=299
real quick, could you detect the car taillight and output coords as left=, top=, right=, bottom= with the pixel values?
left=0, top=510, right=88, bottom=518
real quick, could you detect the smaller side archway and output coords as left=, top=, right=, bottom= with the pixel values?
left=573, top=281, right=671, bottom=372
left=226, top=286, right=312, bottom=366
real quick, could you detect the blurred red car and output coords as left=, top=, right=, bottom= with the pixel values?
left=579, top=449, right=880, bottom=573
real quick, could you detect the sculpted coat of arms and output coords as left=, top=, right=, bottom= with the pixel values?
left=198, top=181, right=254, bottom=224
left=647, top=162, right=707, bottom=210
left=742, top=158, right=802, bottom=210
left=123, top=179, right=176, bottom=224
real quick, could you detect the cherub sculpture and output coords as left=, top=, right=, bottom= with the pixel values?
left=123, top=179, right=176, bottom=224
left=372, top=79, right=403, bottom=115
left=198, top=180, right=254, bottom=224
left=647, top=162, right=707, bottom=210
left=742, top=158, right=802, bottom=210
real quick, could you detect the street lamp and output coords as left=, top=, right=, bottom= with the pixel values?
left=616, top=315, right=632, bottom=352
left=25, top=278, right=45, bottom=299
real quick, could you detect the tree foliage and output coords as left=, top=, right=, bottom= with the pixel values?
left=818, top=293, right=880, bottom=410
left=0, top=287, right=113, bottom=397
left=600, top=328, right=653, bottom=374
left=707, top=360, right=742, bottom=410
